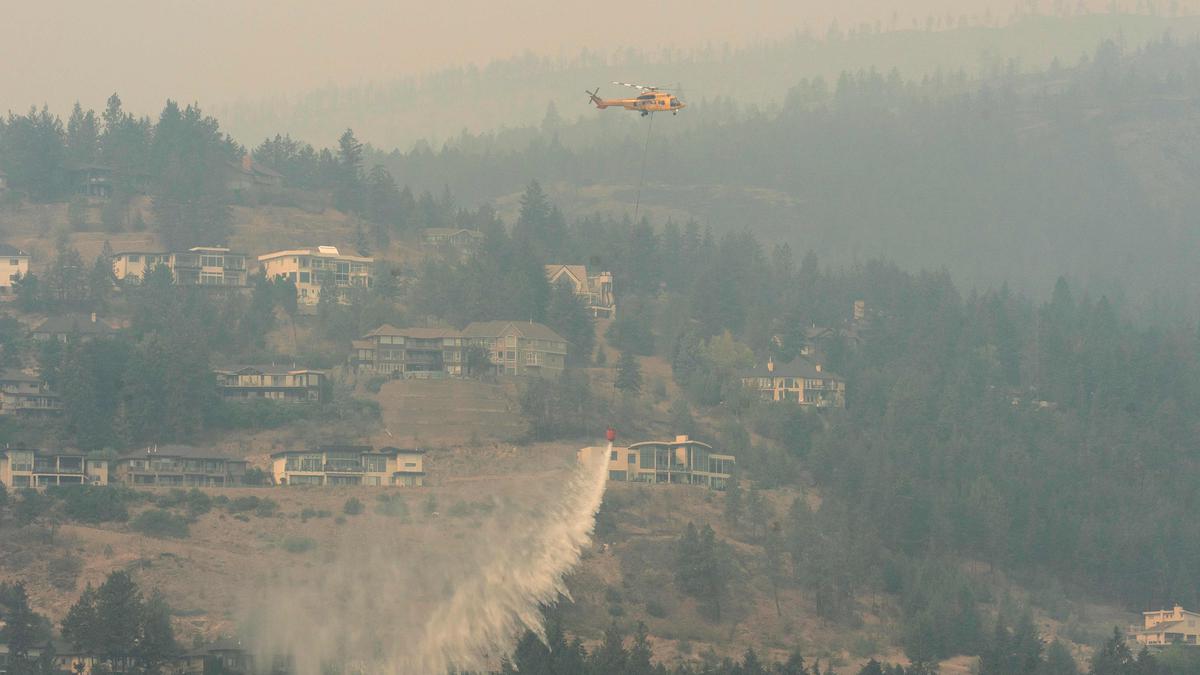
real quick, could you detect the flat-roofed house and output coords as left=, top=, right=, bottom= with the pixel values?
left=545, top=264, right=616, bottom=317
left=581, top=435, right=736, bottom=489
left=258, top=246, right=373, bottom=305
left=740, top=357, right=846, bottom=408
left=0, top=370, right=62, bottom=416
left=462, top=320, right=567, bottom=377
left=111, top=247, right=248, bottom=287
left=352, top=325, right=466, bottom=377
left=31, top=313, right=117, bottom=343
left=271, top=445, right=425, bottom=487
left=112, top=446, right=248, bottom=487
left=1135, top=605, right=1200, bottom=646
left=0, top=448, right=108, bottom=488
left=0, top=244, right=29, bottom=296
left=213, top=365, right=327, bottom=402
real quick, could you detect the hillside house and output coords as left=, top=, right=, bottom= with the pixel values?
left=112, top=446, right=248, bottom=487
left=0, top=244, right=29, bottom=296
left=462, top=320, right=567, bottom=377
left=67, top=163, right=114, bottom=199
left=740, top=357, right=846, bottom=408
left=352, top=325, right=465, bottom=377
left=258, top=246, right=373, bottom=305
left=583, top=435, right=736, bottom=489
left=226, top=155, right=284, bottom=194
left=0, top=448, right=108, bottom=488
left=1135, top=605, right=1200, bottom=646
left=0, top=370, right=62, bottom=416
left=545, top=264, right=616, bottom=317
left=214, top=365, right=327, bottom=402
left=271, top=445, right=425, bottom=486
left=422, top=227, right=484, bottom=251
left=31, top=313, right=117, bottom=343
left=112, top=247, right=248, bottom=287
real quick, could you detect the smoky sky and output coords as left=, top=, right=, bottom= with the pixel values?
left=4, top=0, right=1195, bottom=120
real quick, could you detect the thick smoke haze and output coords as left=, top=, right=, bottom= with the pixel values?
left=3, top=0, right=1194, bottom=118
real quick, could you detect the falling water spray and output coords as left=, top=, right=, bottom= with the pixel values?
left=246, top=443, right=612, bottom=674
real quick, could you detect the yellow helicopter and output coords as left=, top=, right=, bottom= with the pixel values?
left=587, top=82, right=686, bottom=116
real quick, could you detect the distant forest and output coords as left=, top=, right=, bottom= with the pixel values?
left=348, top=35, right=1200, bottom=312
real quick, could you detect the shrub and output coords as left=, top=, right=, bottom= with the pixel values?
left=375, top=495, right=409, bottom=518
left=645, top=599, right=667, bottom=618
left=605, top=588, right=623, bottom=604
left=227, top=495, right=278, bottom=517
left=55, top=486, right=130, bottom=524
left=343, top=498, right=364, bottom=516
left=131, top=509, right=190, bottom=539
left=47, top=553, right=82, bottom=591
left=365, top=375, right=388, bottom=393
left=14, top=489, right=54, bottom=525
left=281, top=535, right=316, bottom=554
left=184, top=489, right=212, bottom=517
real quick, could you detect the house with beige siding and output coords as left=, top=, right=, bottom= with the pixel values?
left=112, top=247, right=248, bottom=287
left=271, top=445, right=425, bottom=487
left=352, top=325, right=466, bottom=377
left=214, top=365, right=327, bottom=402
left=740, top=357, right=846, bottom=408
left=258, top=246, right=372, bottom=305
left=31, top=313, right=117, bottom=343
left=545, top=264, right=615, bottom=317
left=0, top=448, right=108, bottom=488
left=462, top=320, right=567, bottom=377
left=0, top=244, right=29, bottom=296
left=1135, top=605, right=1200, bottom=646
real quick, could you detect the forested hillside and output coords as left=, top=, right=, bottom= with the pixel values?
left=215, top=12, right=1200, bottom=148
left=350, top=36, right=1200, bottom=313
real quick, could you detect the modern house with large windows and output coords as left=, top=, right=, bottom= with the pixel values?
left=270, top=445, right=425, bottom=486
left=582, top=435, right=736, bottom=489
left=213, top=365, right=327, bottom=402
left=0, top=448, right=109, bottom=487
left=111, top=247, right=249, bottom=287
left=544, top=264, right=616, bottom=317
left=258, top=246, right=373, bottom=305
left=111, top=446, right=249, bottom=487
left=1134, top=605, right=1200, bottom=646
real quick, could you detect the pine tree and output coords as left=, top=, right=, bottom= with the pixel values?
left=334, top=128, right=364, bottom=213
left=724, top=474, right=743, bottom=526
left=615, top=350, right=642, bottom=394
left=546, top=278, right=595, bottom=366
left=0, top=582, right=42, bottom=660
left=591, top=622, right=627, bottom=674
left=627, top=622, right=654, bottom=675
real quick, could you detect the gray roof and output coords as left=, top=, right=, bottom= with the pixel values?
left=118, top=445, right=247, bottom=462
left=33, top=314, right=116, bottom=336
left=462, top=320, right=567, bottom=343
left=0, top=244, right=27, bottom=257
left=741, top=358, right=843, bottom=381
left=214, top=364, right=325, bottom=376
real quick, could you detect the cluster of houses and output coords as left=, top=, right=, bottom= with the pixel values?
left=352, top=320, right=569, bottom=378
left=0, top=443, right=425, bottom=489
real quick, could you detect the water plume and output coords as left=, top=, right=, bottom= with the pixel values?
left=245, top=446, right=611, bottom=674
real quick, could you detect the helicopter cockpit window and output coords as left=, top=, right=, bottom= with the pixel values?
left=671, top=98, right=680, bottom=106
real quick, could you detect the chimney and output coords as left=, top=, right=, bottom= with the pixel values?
left=766, top=358, right=775, bottom=373
left=242, top=154, right=253, bottom=172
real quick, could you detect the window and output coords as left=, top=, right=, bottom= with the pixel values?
left=404, top=461, right=417, bottom=468
left=628, top=453, right=637, bottom=464
left=610, top=450, right=618, bottom=460
left=526, top=351, right=540, bottom=365
left=299, top=272, right=310, bottom=283
left=128, top=255, right=141, bottom=263
left=289, top=272, right=297, bottom=282
left=201, top=255, right=223, bottom=268
left=362, top=456, right=387, bottom=472
left=300, top=257, right=309, bottom=268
